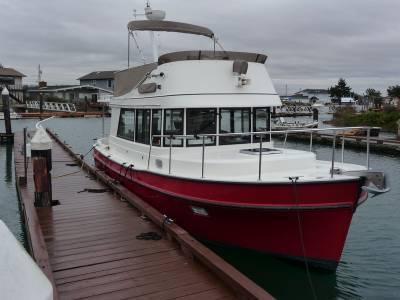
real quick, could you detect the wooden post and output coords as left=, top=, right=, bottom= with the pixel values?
left=2, top=87, right=12, bottom=134
left=19, top=127, right=28, bottom=186
left=397, top=119, right=400, bottom=140
left=39, top=93, right=43, bottom=120
left=31, top=127, right=52, bottom=207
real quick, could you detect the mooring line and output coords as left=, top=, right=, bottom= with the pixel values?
left=290, top=176, right=318, bottom=300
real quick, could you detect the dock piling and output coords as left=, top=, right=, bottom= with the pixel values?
left=31, top=127, right=53, bottom=207
left=2, top=87, right=12, bottom=134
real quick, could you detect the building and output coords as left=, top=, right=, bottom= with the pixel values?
left=281, top=94, right=309, bottom=104
left=340, top=97, right=356, bottom=105
left=0, top=66, right=26, bottom=102
left=293, top=89, right=331, bottom=104
left=78, top=70, right=119, bottom=92
left=383, top=96, right=399, bottom=108
left=25, top=84, right=113, bottom=106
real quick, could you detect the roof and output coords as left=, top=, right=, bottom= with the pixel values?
left=78, top=70, right=119, bottom=81
left=158, top=51, right=267, bottom=65
left=127, top=20, right=214, bottom=38
left=296, top=89, right=329, bottom=94
left=0, top=67, right=26, bottom=77
left=28, top=85, right=113, bottom=93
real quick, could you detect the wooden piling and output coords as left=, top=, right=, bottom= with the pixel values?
left=2, top=87, right=12, bottom=134
left=31, top=127, right=53, bottom=207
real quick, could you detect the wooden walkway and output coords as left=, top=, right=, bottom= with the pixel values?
left=14, top=131, right=272, bottom=300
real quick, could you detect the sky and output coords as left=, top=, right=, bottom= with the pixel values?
left=1, top=0, right=399, bottom=95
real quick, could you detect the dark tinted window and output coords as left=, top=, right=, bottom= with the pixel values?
left=117, top=109, right=135, bottom=141
left=164, top=109, right=184, bottom=146
left=186, top=108, right=216, bottom=146
left=253, top=107, right=271, bottom=142
left=219, top=108, right=251, bottom=145
left=135, top=109, right=151, bottom=144
left=151, top=109, right=162, bottom=146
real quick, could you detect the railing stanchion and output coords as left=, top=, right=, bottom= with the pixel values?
left=147, top=136, right=152, bottom=170
left=331, top=132, right=336, bottom=178
left=341, top=130, right=345, bottom=164
left=201, top=136, right=205, bottom=178
left=258, top=134, right=263, bottom=181
left=168, top=135, right=173, bottom=175
left=366, top=127, right=370, bottom=169
left=309, top=131, right=313, bottom=152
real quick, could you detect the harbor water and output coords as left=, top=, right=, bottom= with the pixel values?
left=1, top=118, right=399, bottom=299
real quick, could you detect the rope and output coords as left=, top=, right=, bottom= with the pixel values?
left=289, top=176, right=318, bottom=300
left=52, top=145, right=94, bottom=179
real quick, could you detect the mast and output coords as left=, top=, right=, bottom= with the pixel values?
left=144, top=2, right=166, bottom=63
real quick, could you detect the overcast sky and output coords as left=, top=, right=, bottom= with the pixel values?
left=1, top=0, right=399, bottom=95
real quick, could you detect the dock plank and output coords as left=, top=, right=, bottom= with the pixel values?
left=15, top=130, right=273, bottom=300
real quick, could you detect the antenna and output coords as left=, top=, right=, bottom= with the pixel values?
left=38, top=64, right=43, bottom=84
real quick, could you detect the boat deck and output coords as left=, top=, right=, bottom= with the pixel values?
left=14, top=131, right=272, bottom=300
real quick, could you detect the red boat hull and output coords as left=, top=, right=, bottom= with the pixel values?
left=94, top=149, right=363, bottom=270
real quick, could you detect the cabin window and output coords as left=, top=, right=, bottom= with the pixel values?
left=253, top=107, right=271, bottom=142
left=219, top=108, right=251, bottom=145
left=135, top=109, right=151, bottom=144
left=151, top=109, right=162, bottom=146
left=186, top=108, right=216, bottom=146
left=163, top=109, right=184, bottom=146
left=117, top=109, right=135, bottom=141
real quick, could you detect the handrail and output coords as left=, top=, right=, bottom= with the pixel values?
left=147, top=126, right=372, bottom=181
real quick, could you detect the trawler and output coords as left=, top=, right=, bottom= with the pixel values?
left=94, top=4, right=389, bottom=270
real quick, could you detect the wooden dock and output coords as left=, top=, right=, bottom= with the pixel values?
left=14, top=130, right=272, bottom=300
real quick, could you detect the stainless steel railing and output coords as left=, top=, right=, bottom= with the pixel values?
left=148, top=126, right=372, bottom=180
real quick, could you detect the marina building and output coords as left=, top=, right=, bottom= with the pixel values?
left=0, top=66, right=26, bottom=102
left=78, top=70, right=119, bottom=92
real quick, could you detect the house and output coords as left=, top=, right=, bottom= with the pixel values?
left=340, top=97, right=356, bottom=105
left=78, top=70, right=119, bottom=92
left=383, top=96, right=399, bottom=108
left=0, top=66, right=26, bottom=102
left=282, top=94, right=309, bottom=104
left=293, top=89, right=331, bottom=104
left=25, top=83, right=113, bottom=104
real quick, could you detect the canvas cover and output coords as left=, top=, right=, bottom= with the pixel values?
left=127, top=20, right=214, bottom=38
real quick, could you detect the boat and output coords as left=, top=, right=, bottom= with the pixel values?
left=273, top=117, right=318, bottom=131
left=93, top=4, right=389, bottom=270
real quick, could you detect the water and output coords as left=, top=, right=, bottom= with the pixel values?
left=1, top=117, right=399, bottom=299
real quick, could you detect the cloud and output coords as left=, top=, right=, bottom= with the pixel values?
left=0, top=0, right=399, bottom=94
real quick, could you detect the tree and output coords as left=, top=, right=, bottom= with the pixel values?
left=366, top=88, right=382, bottom=109
left=329, top=78, right=352, bottom=103
left=387, top=85, right=400, bottom=98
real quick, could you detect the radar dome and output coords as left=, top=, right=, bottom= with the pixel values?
left=145, top=7, right=166, bottom=21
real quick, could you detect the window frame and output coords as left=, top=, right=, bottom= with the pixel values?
left=135, top=109, right=151, bottom=145
left=163, top=108, right=184, bottom=147
left=253, top=107, right=271, bottom=142
left=116, top=108, right=135, bottom=141
left=185, top=108, right=217, bottom=147
left=151, top=109, right=162, bottom=146
left=219, top=107, right=251, bottom=145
